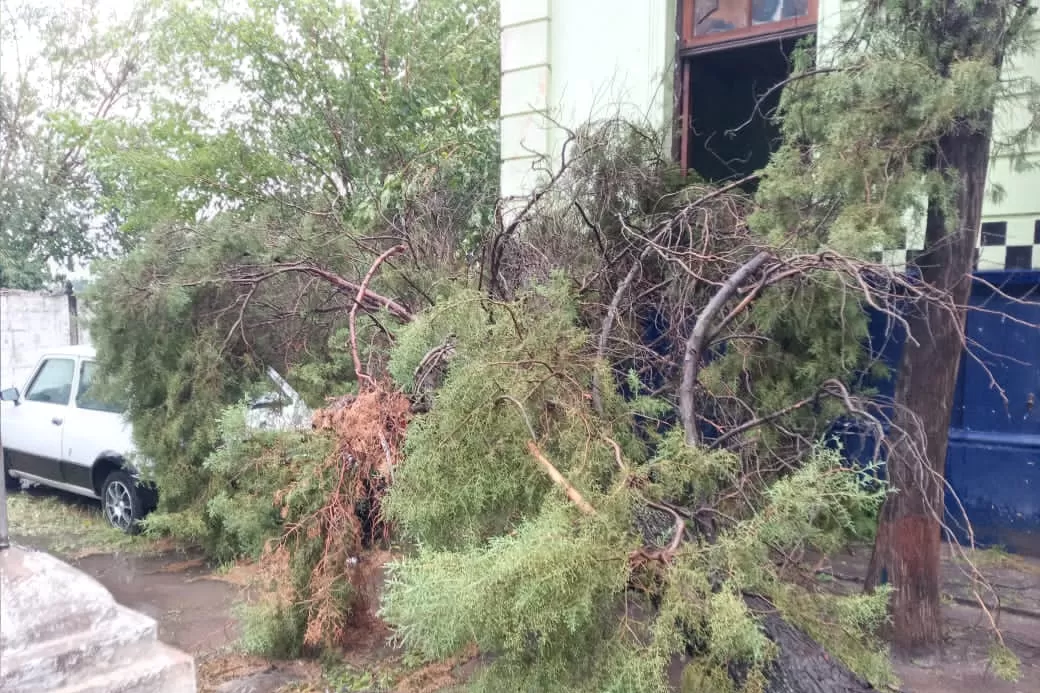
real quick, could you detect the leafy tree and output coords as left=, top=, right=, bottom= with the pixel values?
left=0, top=0, right=153, bottom=288
left=87, top=0, right=499, bottom=549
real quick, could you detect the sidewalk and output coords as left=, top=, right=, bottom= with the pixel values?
left=821, top=544, right=1040, bottom=618
left=813, top=544, right=1040, bottom=693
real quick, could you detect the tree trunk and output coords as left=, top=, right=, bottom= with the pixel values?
left=745, top=595, right=879, bottom=693
left=866, top=123, right=994, bottom=654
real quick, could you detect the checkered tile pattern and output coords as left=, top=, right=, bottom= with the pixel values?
left=876, top=218, right=1040, bottom=273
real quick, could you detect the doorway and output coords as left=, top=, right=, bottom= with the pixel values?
left=682, top=35, right=807, bottom=184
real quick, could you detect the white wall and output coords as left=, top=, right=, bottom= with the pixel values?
left=499, top=0, right=676, bottom=205
left=546, top=0, right=673, bottom=157
left=500, top=0, right=1040, bottom=271
left=0, top=289, right=86, bottom=390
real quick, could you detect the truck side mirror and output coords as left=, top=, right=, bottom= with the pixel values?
left=0, top=388, right=20, bottom=404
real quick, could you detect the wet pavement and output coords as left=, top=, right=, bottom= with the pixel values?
left=813, top=544, right=1040, bottom=693
left=71, top=551, right=239, bottom=655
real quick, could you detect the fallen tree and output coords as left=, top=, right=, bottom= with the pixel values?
left=82, top=0, right=1037, bottom=687
left=379, top=281, right=893, bottom=692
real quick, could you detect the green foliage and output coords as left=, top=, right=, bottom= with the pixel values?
left=203, top=406, right=335, bottom=560
left=0, top=0, right=155, bottom=287
left=383, top=281, right=638, bottom=549
left=988, top=642, right=1022, bottom=682
left=87, top=0, right=499, bottom=541
left=140, top=402, right=333, bottom=561
left=382, top=288, right=895, bottom=691
left=237, top=599, right=309, bottom=659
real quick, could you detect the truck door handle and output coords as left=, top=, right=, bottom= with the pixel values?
left=51, top=417, right=63, bottom=426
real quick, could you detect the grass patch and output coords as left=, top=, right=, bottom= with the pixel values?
left=5, top=488, right=166, bottom=558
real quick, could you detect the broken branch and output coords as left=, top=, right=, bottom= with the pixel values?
left=350, top=244, right=408, bottom=386
left=526, top=441, right=597, bottom=516
left=679, top=251, right=771, bottom=445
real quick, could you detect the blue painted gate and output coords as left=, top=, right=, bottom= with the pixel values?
left=854, top=271, right=1040, bottom=555
left=945, top=271, right=1040, bottom=554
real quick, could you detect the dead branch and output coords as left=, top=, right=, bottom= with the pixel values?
left=229, top=261, right=413, bottom=323
left=350, top=244, right=408, bottom=385
left=680, top=251, right=771, bottom=445
left=591, top=174, right=759, bottom=414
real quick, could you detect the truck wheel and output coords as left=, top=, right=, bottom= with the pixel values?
left=102, top=470, right=143, bottom=534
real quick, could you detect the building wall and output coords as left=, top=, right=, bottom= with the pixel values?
left=499, top=0, right=1040, bottom=271
left=499, top=0, right=676, bottom=207
left=0, top=289, right=88, bottom=390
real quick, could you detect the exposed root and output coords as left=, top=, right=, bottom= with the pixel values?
left=262, top=384, right=412, bottom=650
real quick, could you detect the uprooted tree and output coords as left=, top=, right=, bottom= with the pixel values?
left=83, top=0, right=1038, bottom=690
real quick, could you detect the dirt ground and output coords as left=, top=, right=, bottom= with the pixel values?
left=6, top=485, right=1040, bottom=692
left=816, top=544, right=1040, bottom=693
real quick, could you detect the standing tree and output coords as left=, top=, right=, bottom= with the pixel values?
left=859, top=0, right=1039, bottom=654
left=0, top=0, right=153, bottom=288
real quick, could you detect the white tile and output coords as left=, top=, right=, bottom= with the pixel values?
left=501, top=20, right=550, bottom=72
left=501, top=66, right=550, bottom=116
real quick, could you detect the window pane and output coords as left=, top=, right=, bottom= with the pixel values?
left=693, top=1, right=810, bottom=37
left=753, top=0, right=809, bottom=25
left=25, top=359, right=75, bottom=405
left=77, top=361, right=125, bottom=413
left=695, top=0, right=749, bottom=36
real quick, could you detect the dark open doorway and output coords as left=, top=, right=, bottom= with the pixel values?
left=684, top=35, right=806, bottom=184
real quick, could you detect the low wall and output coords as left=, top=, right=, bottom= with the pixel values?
left=0, top=288, right=89, bottom=390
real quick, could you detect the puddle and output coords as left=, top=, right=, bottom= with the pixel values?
left=71, top=550, right=240, bottom=654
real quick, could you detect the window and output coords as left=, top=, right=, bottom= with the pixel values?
left=76, top=361, right=125, bottom=413
left=681, top=0, right=816, bottom=51
left=25, top=358, right=75, bottom=405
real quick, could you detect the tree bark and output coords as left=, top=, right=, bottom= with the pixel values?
left=866, top=123, right=994, bottom=654
left=744, top=595, right=878, bottom=693
left=679, top=251, right=770, bottom=445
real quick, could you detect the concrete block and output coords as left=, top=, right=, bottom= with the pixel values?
left=0, top=546, right=196, bottom=693
left=501, top=66, right=550, bottom=117
left=500, top=157, right=550, bottom=200
left=2, top=605, right=157, bottom=691
left=52, top=642, right=195, bottom=693
left=500, top=112, right=550, bottom=160
left=1, top=547, right=118, bottom=651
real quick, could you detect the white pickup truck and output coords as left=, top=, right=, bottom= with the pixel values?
left=1, top=345, right=311, bottom=532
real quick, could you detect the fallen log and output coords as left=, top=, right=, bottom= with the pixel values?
left=744, top=594, right=880, bottom=693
